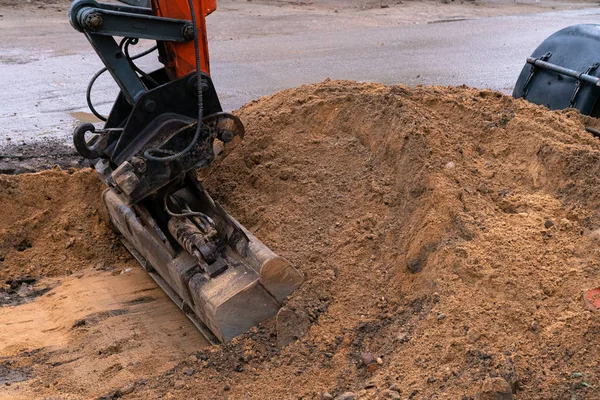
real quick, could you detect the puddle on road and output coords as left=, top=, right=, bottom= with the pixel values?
left=69, top=111, right=102, bottom=123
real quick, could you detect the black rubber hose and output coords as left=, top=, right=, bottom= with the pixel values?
left=143, top=0, right=204, bottom=163
left=86, top=40, right=158, bottom=122
left=124, top=38, right=160, bottom=88
left=585, top=126, right=600, bottom=138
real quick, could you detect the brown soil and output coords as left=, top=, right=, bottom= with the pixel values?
left=0, top=268, right=207, bottom=400
left=0, top=168, right=122, bottom=282
left=3, top=81, right=600, bottom=399
left=0, top=170, right=209, bottom=400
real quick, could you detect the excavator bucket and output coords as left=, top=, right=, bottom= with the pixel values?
left=514, top=24, right=600, bottom=116
left=103, top=173, right=303, bottom=343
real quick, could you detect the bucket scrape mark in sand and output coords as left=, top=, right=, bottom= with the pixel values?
left=0, top=267, right=207, bottom=400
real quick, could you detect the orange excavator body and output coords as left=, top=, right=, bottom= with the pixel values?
left=151, top=0, right=216, bottom=78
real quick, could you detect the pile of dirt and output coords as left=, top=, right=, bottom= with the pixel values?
left=0, top=168, right=124, bottom=283
left=2, top=80, right=600, bottom=399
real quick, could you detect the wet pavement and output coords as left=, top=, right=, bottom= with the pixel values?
left=0, top=5, right=599, bottom=161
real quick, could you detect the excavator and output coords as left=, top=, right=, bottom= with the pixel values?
left=68, top=0, right=303, bottom=343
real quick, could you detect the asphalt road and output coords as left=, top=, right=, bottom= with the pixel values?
left=1, top=7, right=599, bottom=146
left=209, top=7, right=600, bottom=107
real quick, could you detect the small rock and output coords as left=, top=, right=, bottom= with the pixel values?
left=397, top=332, right=409, bottom=343
left=530, top=320, right=538, bottom=331
left=584, top=286, right=600, bottom=311
left=183, top=368, right=194, bottom=376
left=360, top=352, right=375, bottom=366
left=367, top=363, right=379, bottom=373
left=173, top=380, right=185, bottom=390
left=16, top=239, right=32, bottom=252
left=445, top=161, right=456, bottom=169
left=437, top=313, right=446, bottom=321
left=383, top=389, right=401, bottom=399
left=224, top=384, right=231, bottom=391
left=501, top=357, right=520, bottom=394
left=276, top=307, right=311, bottom=348
left=364, top=381, right=376, bottom=389
left=17, top=283, right=31, bottom=297
left=478, top=184, right=491, bottom=194
left=544, top=219, right=554, bottom=229
left=376, top=357, right=383, bottom=365
left=117, top=383, right=135, bottom=396
left=135, top=378, right=147, bottom=387
left=389, top=383, right=400, bottom=392
left=466, top=330, right=481, bottom=344
left=321, top=393, right=333, bottom=400
left=477, top=377, right=512, bottom=400
left=335, top=392, right=356, bottom=400
left=407, top=258, right=422, bottom=273
left=380, top=4, right=389, bottom=7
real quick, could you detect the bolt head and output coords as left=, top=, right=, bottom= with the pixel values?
left=84, top=12, right=103, bottom=31
left=131, top=157, right=147, bottom=173
left=144, top=100, right=157, bottom=113
left=183, top=25, right=195, bottom=41
left=220, top=130, right=234, bottom=143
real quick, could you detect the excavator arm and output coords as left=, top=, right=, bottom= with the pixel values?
left=68, top=0, right=303, bottom=342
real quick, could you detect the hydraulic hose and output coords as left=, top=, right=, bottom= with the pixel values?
left=143, top=0, right=204, bottom=163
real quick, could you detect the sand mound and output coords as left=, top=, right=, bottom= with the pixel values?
left=0, top=169, right=124, bottom=283
left=2, top=80, right=600, bottom=399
